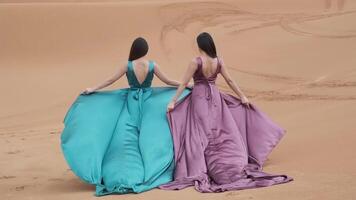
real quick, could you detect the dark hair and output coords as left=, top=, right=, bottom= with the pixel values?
left=196, top=32, right=217, bottom=58
left=128, top=37, right=149, bottom=61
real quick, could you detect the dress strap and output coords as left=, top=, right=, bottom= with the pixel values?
left=127, top=60, right=133, bottom=71
left=196, top=57, right=202, bottom=71
left=148, top=60, right=154, bottom=73
left=216, top=57, right=221, bottom=73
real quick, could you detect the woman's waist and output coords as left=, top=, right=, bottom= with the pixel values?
left=194, top=79, right=215, bottom=85
left=192, top=81, right=219, bottom=98
left=193, top=80, right=217, bottom=87
left=128, top=87, right=152, bottom=100
left=129, top=86, right=152, bottom=90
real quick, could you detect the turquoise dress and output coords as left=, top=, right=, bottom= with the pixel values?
left=61, top=61, right=190, bottom=196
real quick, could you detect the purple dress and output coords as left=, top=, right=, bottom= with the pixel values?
left=159, top=57, right=292, bottom=192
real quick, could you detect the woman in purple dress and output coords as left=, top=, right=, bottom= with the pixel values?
left=160, top=32, right=292, bottom=192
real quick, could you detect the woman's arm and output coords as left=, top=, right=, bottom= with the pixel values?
left=153, top=63, right=181, bottom=87
left=167, top=59, right=197, bottom=111
left=82, top=62, right=127, bottom=94
left=219, top=58, right=250, bottom=106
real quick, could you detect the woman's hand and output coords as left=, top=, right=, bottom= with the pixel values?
left=186, top=82, right=194, bottom=89
left=241, top=96, right=251, bottom=108
left=167, top=101, right=176, bottom=112
left=82, top=88, right=95, bottom=95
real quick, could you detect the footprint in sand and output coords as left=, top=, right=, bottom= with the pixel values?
left=6, top=150, right=23, bottom=155
left=15, top=186, right=25, bottom=191
left=0, top=176, right=16, bottom=180
left=48, top=178, right=64, bottom=182
left=225, top=191, right=254, bottom=199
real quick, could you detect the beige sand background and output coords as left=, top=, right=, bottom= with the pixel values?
left=1, top=0, right=356, bottom=199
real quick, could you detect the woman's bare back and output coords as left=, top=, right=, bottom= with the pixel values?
left=131, top=59, right=150, bottom=85
left=199, top=56, right=219, bottom=78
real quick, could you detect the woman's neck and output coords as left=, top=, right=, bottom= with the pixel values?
left=199, top=53, right=216, bottom=61
left=133, top=56, right=147, bottom=62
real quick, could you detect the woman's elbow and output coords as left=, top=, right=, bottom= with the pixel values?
left=181, top=82, right=189, bottom=87
left=106, top=79, right=116, bottom=85
left=226, top=79, right=234, bottom=85
left=175, top=82, right=185, bottom=88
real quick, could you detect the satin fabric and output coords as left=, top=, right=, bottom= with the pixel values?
left=61, top=61, right=190, bottom=196
left=160, top=57, right=292, bottom=192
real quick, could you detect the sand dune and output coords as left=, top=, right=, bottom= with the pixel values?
left=1, top=0, right=356, bottom=199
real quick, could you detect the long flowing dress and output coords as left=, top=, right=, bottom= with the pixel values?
left=61, top=61, right=190, bottom=196
left=159, top=57, right=293, bottom=192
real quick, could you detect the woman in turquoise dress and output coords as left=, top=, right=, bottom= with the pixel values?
left=61, top=37, right=190, bottom=196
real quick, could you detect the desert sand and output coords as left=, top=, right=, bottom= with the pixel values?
left=1, top=0, right=356, bottom=199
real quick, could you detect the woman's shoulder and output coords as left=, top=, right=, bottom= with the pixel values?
left=186, top=57, right=199, bottom=71
left=120, top=61, right=130, bottom=70
left=190, top=57, right=200, bottom=65
left=147, top=59, right=157, bottom=70
left=216, top=56, right=225, bottom=66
